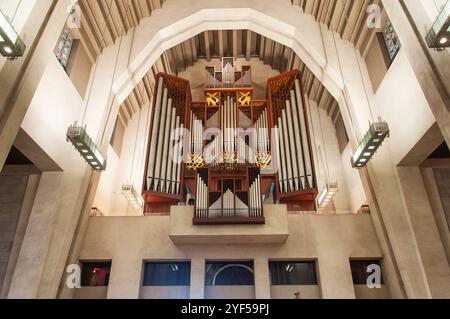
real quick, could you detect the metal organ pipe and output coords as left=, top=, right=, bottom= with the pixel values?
left=285, top=100, right=300, bottom=191
left=274, top=125, right=284, bottom=193
left=278, top=118, right=288, bottom=193
left=169, top=116, right=180, bottom=194
left=295, top=79, right=313, bottom=188
left=165, top=111, right=177, bottom=193
left=147, top=77, right=164, bottom=190
left=160, top=99, right=173, bottom=192
left=290, top=91, right=306, bottom=189
left=281, top=109, right=294, bottom=192
left=174, top=123, right=183, bottom=195
left=153, top=88, right=169, bottom=191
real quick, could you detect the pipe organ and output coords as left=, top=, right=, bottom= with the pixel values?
left=142, top=60, right=317, bottom=222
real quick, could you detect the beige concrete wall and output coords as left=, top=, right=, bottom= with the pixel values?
left=140, top=286, right=189, bottom=299
left=74, top=287, right=108, bottom=300
left=205, top=286, right=255, bottom=300
left=271, top=285, right=321, bottom=299
left=0, top=175, right=29, bottom=288
left=68, top=42, right=93, bottom=99
left=74, top=210, right=384, bottom=299
left=354, top=285, right=390, bottom=299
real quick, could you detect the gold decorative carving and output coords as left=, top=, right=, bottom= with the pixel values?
left=206, top=92, right=220, bottom=107
left=187, top=154, right=205, bottom=170
left=255, top=152, right=272, bottom=169
left=237, top=91, right=252, bottom=106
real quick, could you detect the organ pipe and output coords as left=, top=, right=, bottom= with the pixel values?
left=295, top=79, right=313, bottom=188
left=147, top=77, right=164, bottom=190
left=153, top=88, right=169, bottom=191
left=159, top=100, right=173, bottom=192
left=285, top=100, right=300, bottom=190
left=290, top=90, right=306, bottom=189
left=278, top=118, right=288, bottom=193
left=281, top=109, right=294, bottom=192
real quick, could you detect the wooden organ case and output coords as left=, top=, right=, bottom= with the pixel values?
left=142, top=59, right=317, bottom=224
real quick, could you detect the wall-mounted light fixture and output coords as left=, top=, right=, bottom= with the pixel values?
left=122, top=185, right=144, bottom=210
left=0, top=11, right=25, bottom=59
left=66, top=122, right=107, bottom=171
left=351, top=121, right=390, bottom=168
left=426, top=0, right=450, bottom=50
left=317, top=182, right=338, bottom=209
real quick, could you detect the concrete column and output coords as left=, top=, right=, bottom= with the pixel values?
left=190, top=258, right=205, bottom=299
left=106, top=257, right=142, bottom=299
left=397, top=166, right=450, bottom=298
left=318, top=254, right=356, bottom=299
left=382, top=0, right=450, bottom=147
left=421, top=167, right=450, bottom=265
left=7, top=172, right=62, bottom=299
left=254, top=257, right=271, bottom=299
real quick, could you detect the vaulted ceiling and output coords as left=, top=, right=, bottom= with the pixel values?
left=77, top=1, right=382, bottom=128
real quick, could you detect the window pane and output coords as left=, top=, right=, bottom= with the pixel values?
left=81, top=262, right=111, bottom=287
left=269, top=261, right=318, bottom=285
left=350, top=260, right=384, bottom=285
left=205, top=262, right=254, bottom=286
left=143, top=262, right=191, bottom=286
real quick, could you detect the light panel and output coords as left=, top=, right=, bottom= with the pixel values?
left=317, top=182, right=338, bottom=209
left=426, top=0, right=450, bottom=50
left=351, top=121, right=390, bottom=168
left=122, top=185, right=144, bottom=210
left=66, top=123, right=107, bottom=171
left=0, top=10, right=25, bottom=59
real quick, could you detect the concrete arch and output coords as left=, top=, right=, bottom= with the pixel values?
left=110, top=0, right=347, bottom=107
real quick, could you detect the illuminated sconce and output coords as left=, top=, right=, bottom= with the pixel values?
left=122, top=185, right=144, bottom=210
left=426, top=0, right=450, bottom=50
left=317, top=182, right=338, bottom=209
left=351, top=120, right=390, bottom=168
left=0, top=11, right=26, bottom=59
left=66, top=122, right=107, bottom=171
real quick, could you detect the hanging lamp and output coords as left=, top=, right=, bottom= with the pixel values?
left=426, top=0, right=450, bottom=50
left=0, top=9, right=26, bottom=59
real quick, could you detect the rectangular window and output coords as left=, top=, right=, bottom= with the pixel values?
left=205, top=261, right=254, bottom=286
left=55, top=27, right=74, bottom=71
left=350, top=260, right=384, bottom=285
left=269, top=261, right=318, bottom=285
left=383, top=22, right=401, bottom=62
left=81, top=262, right=111, bottom=287
left=143, top=262, right=191, bottom=286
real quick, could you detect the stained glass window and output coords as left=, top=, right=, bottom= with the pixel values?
left=383, top=22, right=401, bottom=61
left=55, top=27, right=73, bottom=71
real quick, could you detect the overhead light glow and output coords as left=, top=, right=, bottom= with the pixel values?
left=426, top=0, right=450, bottom=50
left=66, top=122, right=107, bottom=171
left=122, top=184, right=144, bottom=210
left=351, top=120, right=390, bottom=168
left=317, top=182, right=338, bottom=209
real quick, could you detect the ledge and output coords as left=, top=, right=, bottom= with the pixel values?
left=169, top=204, right=289, bottom=245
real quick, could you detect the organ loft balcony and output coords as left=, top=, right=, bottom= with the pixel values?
left=142, top=58, right=317, bottom=227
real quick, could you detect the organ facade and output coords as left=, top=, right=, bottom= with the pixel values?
left=143, top=58, right=317, bottom=224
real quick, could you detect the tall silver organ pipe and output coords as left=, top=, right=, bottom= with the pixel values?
left=195, top=174, right=208, bottom=218
left=190, top=112, right=204, bottom=154
left=249, top=176, right=262, bottom=217
left=277, top=118, right=288, bottom=193
left=275, top=80, right=314, bottom=193
left=146, top=77, right=164, bottom=190
left=285, top=100, right=300, bottom=190
left=153, top=88, right=169, bottom=191
left=146, top=77, right=183, bottom=194
left=295, top=79, right=313, bottom=188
